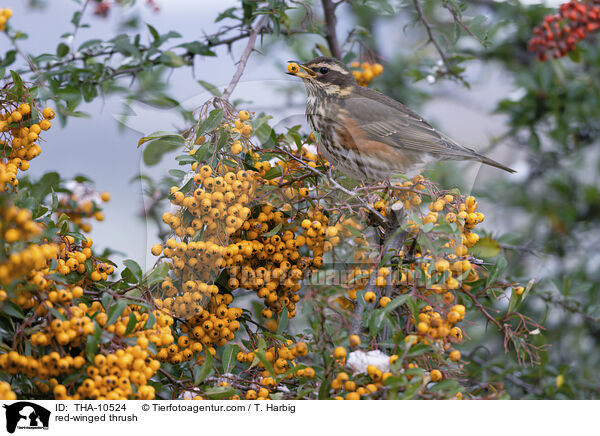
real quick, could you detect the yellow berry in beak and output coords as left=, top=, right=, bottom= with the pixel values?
left=288, top=62, right=300, bottom=74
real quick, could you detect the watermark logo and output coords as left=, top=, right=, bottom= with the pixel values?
left=3, top=402, right=50, bottom=433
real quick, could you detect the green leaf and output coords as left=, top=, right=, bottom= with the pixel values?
left=422, top=222, right=434, bottom=233
left=86, top=334, right=98, bottom=361
left=1, top=301, right=25, bottom=319
left=29, top=172, right=60, bottom=203
left=159, top=51, right=186, bottom=67
left=368, top=308, right=388, bottom=337
left=48, top=307, right=66, bottom=321
left=254, top=349, right=276, bottom=377
left=507, top=279, right=536, bottom=314
left=263, top=166, right=283, bottom=180
left=221, top=344, right=240, bottom=373
left=204, top=386, right=235, bottom=399
left=141, top=134, right=185, bottom=166
left=101, top=293, right=112, bottom=311
left=178, top=41, right=216, bottom=56
left=106, top=299, right=128, bottom=326
left=401, top=381, right=422, bottom=399
left=277, top=308, right=288, bottom=334
left=215, top=129, right=229, bottom=150
left=168, top=169, right=186, bottom=179
left=197, top=108, right=224, bottom=136
left=428, top=379, right=460, bottom=394
left=486, top=256, right=508, bottom=287
left=198, top=80, right=222, bottom=97
left=147, top=23, right=160, bottom=42
left=144, top=312, right=156, bottom=329
left=138, top=131, right=184, bottom=148
left=261, top=222, right=283, bottom=237
left=193, top=351, right=214, bottom=385
left=193, top=144, right=213, bottom=163
left=123, top=259, right=142, bottom=282
left=472, top=237, right=502, bottom=259
left=125, top=312, right=138, bottom=335
left=111, top=34, right=139, bottom=57
left=10, top=70, right=23, bottom=100
left=364, top=0, right=395, bottom=15
left=78, top=39, right=103, bottom=50
left=56, top=42, right=69, bottom=57
left=318, top=379, right=330, bottom=399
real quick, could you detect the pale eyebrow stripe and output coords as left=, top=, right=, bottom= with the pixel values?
left=310, top=63, right=348, bottom=74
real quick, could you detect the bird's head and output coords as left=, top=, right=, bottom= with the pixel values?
left=287, top=56, right=356, bottom=96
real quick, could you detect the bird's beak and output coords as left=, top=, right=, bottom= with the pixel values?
left=287, top=61, right=316, bottom=79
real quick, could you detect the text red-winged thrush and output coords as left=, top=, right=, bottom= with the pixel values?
left=287, top=57, right=515, bottom=180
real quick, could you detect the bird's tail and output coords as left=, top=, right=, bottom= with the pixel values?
left=477, top=155, right=516, bottom=173
left=440, top=133, right=516, bottom=173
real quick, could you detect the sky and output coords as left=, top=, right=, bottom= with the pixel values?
left=2, top=0, right=531, bottom=270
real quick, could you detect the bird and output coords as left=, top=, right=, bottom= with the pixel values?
left=286, top=56, right=515, bottom=180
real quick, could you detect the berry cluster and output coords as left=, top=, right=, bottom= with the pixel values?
left=528, top=0, right=600, bottom=60
left=234, top=339, right=313, bottom=400
left=152, top=110, right=339, bottom=328
left=1, top=100, right=54, bottom=191
left=56, top=183, right=110, bottom=233
left=0, top=7, right=11, bottom=31
left=154, top=294, right=241, bottom=363
left=351, top=62, right=384, bottom=86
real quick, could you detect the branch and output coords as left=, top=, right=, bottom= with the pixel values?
left=462, top=286, right=504, bottom=332
left=412, top=0, right=464, bottom=83
left=321, top=0, right=342, bottom=59
left=442, top=2, right=485, bottom=46
left=222, top=15, right=268, bottom=101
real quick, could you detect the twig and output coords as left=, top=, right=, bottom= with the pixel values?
left=412, top=0, right=464, bottom=83
left=273, top=146, right=387, bottom=225
left=222, top=15, right=268, bottom=101
left=5, top=34, right=44, bottom=86
left=321, top=0, right=342, bottom=59
left=539, top=293, right=599, bottom=324
left=462, top=286, right=504, bottom=332
left=70, top=0, right=91, bottom=53
left=442, top=2, right=485, bottom=46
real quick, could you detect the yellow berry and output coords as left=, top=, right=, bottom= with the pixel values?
left=364, top=291, right=376, bottom=303
left=40, top=119, right=51, bottom=130
left=379, top=296, right=391, bottom=307
left=435, top=259, right=450, bottom=272
left=230, top=142, right=243, bottom=154
left=333, top=346, right=347, bottom=359
left=151, top=244, right=163, bottom=256
left=349, top=335, right=361, bottom=347
left=42, top=107, right=56, bottom=119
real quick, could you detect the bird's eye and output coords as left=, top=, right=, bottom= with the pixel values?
left=319, top=67, right=329, bottom=74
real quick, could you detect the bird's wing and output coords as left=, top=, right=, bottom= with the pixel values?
left=341, top=87, right=475, bottom=158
